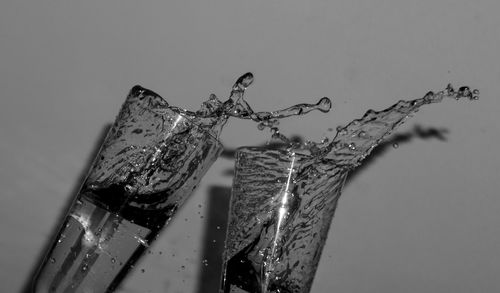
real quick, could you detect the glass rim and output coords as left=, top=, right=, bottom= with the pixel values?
left=234, top=145, right=344, bottom=166
left=131, top=85, right=223, bottom=147
left=175, top=110, right=224, bottom=147
left=235, top=145, right=314, bottom=159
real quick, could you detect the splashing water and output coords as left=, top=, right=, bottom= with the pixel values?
left=320, top=83, right=478, bottom=166
left=33, top=73, right=333, bottom=293
left=265, top=82, right=479, bottom=165
left=145, top=72, right=332, bottom=139
left=220, top=82, right=479, bottom=293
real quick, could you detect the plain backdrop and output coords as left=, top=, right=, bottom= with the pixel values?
left=1, top=1, right=499, bottom=292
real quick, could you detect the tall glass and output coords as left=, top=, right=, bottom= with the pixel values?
left=220, top=82, right=479, bottom=293
left=221, top=146, right=348, bottom=293
left=32, top=86, right=223, bottom=293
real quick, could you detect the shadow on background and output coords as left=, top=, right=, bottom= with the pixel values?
left=195, top=186, right=232, bottom=293
left=20, top=124, right=112, bottom=293
left=345, top=125, right=449, bottom=186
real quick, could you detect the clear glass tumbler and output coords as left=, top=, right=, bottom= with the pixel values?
left=220, top=146, right=348, bottom=293
left=32, top=86, right=223, bottom=293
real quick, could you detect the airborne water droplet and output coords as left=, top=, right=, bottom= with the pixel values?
left=458, top=86, right=470, bottom=94
left=234, top=72, right=254, bottom=90
left=446, top=83, right=455, bottom=95
left=317, top=97, right=332, bottom=112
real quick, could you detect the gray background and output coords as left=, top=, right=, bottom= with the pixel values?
left=1, top=0, right=499, bottom=292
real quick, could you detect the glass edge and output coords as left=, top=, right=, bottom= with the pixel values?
left=128, top=86, right=223, bottom=148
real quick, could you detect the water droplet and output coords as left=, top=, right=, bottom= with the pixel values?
left=82, top=265, right=88, bottom=272
left=134, top=236, right=149, bottom=247
left=472, top=89, right=480, bottom=95
left=216, top=226, right=221, bottom=230
left=423, top=91, right=437, bottom=102
left=358, top=131, right=367, bottom=138
left=445, top=83, right=455, bottom=95
left=458, top=86, right=470, bottom=93
left=457, top=86, right=471, bottom=99
left=111, top=258, right=116, bottom=263
left=234, top=72, right=254, bottom=89
left=124, top=184, right=134, bottom=194
left=50, top=258, right=56, bottom=263
left=317, top=97, right=332, bottom=112
left=392, top=143, right=399, bottom=149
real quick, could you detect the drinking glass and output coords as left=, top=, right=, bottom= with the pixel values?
left=32, top=86, right=223, bottom=293
left=220, top=146, right=348, bottom=293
